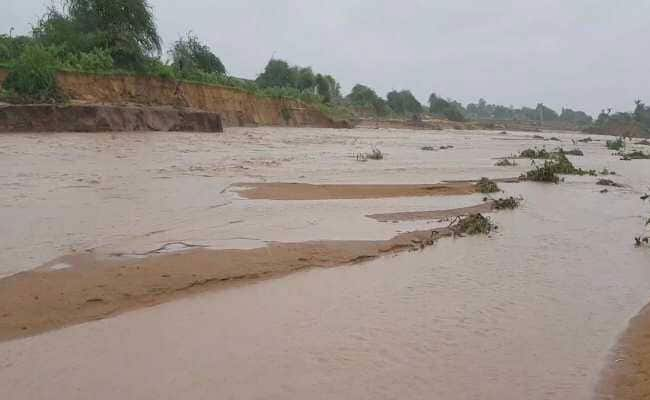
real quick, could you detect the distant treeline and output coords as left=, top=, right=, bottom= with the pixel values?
left=0, top=0, right=645, bottom=131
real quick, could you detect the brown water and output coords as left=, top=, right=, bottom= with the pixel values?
left=0, top=128, right=649, bottom=399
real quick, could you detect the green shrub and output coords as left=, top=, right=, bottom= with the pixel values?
left=477, top=178, right=500, bottom=193
left=525, top=161, right=560, bottom=183
left=519, top=148, right=551, bottom=159
left=2, top=44, right=62, bottom=102
left=61, top=48, right=114, bottom=73
left=455, top=214, right=497, bottom=235
left=606, top=137, right=625, bottom=151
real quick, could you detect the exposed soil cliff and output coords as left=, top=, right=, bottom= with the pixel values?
left=0, top=104, right=223, bottom=133
left=0, top=69, right=348, bottom=129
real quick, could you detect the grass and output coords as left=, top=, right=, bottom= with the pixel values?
left=476, top=178, right=500, bottom=193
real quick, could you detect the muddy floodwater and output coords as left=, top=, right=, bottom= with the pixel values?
left=0, top=128, right=649, bottom=399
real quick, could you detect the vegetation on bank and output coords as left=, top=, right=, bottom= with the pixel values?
left=0, top=0, right=647, bottom=131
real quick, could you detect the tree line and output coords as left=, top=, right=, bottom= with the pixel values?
left=0, top=0, right=642, bottom=130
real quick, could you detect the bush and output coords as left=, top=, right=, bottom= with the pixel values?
left=454, top=214, right=497, bottom=235
left=606, top=137, right=625, bottom=151
left=519, top=148, right=551, bottom=159
left=61, top=48, right=113, bottom=73
left=477, top=178, right=500, bottom=193
left=2, top=44, right=62, bottom=102
left=620, top=151, right=650, bottom=160
left=525, top=161, right=560, bottom=183
left=493, top=197, right=522, bottom=210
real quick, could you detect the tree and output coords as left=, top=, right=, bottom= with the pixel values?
left=256, top=59, right=296, bottom=88
left=346, top=84, right=389, bottom=115
left=295, top=67, right=315, bottom=91
left=33, top=0, right=161, bottom=69
left=428, top=93, right=450, bottom=114
left=386, top=90, right=422, bottom=115
left=170, top=33, right=225, bottom=75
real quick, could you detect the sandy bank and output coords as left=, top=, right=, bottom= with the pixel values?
left=0, top=228, right=454, bottom=342
left=597, top=304, right=650, bottom=399
left=234, top=182, right=479, bottom=200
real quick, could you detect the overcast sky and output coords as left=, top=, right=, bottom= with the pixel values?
left=3, top=0, right=649, bottom=115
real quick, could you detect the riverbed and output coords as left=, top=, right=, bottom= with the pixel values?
left=0, top=127, right=648, bottom=399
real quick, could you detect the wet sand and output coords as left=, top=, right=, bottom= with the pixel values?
left=0, top=228, right=449, bottom=342
left=234, top=182, right=479, bottom=200
left=597, top=301, right=650, bottom=399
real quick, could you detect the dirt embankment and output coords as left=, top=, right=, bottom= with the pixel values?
left=55, top=71, right=347, bottom=128
left=0, top=69, right=348, bottom=129
left=0, top=229, right=448, bottom=342
left=0, top=104, right=223, bottom=133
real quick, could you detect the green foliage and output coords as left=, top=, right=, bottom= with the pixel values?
left=2, top=45, right=62, bottom=102
left=455, top=214, right=496, bottom=235
left=428, top=93, right=466, bottom=121
left=60, top=48, right=113, bottom=72
left=346, top=84, right=390, bottom=116
left=386, top=90, right=422, bottom=115
left=255, top=59, right=340, bottom=104
left=493, top=197, right=521, bottom=210
left=170, top=33, right=225, bottom=76
left=32, top=0, right=161, bottom=69
left=525, top=161, right=560, bottom=183
left=519, top=148, right=551, bottom=159
left=0, top=35, right=34, bottom=64
left=606, top=137, right=625, bottom=151
left=476, top=178, right=500, bottom=193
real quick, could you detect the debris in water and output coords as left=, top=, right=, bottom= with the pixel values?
left=596, top=179, right=624, bottom=187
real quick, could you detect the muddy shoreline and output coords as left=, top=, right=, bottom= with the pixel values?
left=0, top=228, right=456, bottom=342
left=596, top=303, right=650, bottom=399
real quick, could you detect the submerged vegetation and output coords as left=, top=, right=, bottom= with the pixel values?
left=355, top=147, right=384, bottom=161
left=495, top=158, right=517, bottom=167
left=620, top=150, right=650, bottom=160
left=493, top=197, right=522, bottom=210
left=606, top=137, right=625, bottom=151
left=453, top=214, right=497, bottom=235
left=476, top=178, right=500, bottom=194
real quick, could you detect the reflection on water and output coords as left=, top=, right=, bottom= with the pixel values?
left=0, top=128, right=649, bottom=399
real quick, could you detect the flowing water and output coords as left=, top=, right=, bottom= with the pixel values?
left=0, top=128, right=649, bottom=399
